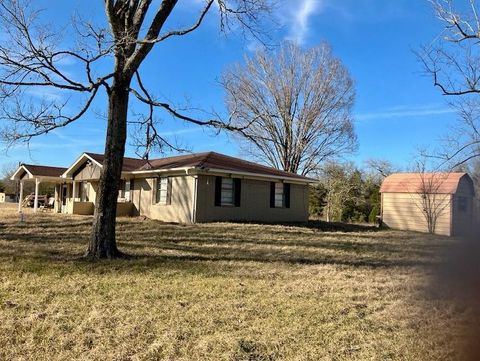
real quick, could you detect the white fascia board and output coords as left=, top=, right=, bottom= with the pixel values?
left=129, top=167, right=195, bottom=176
left=199, top=168, right=315, bottom=184
left=61, top=153, right=103, bottom=179
left=10, top=165, right=33, bottom=180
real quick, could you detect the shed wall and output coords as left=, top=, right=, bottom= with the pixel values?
left=382, top=192, right=452, bottom=236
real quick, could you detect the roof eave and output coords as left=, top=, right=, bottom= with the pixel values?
left=201, top=167, right=315, bottom=184
left=10, top=165, right=32, bottom=181
left=61, top=153, right=103, bottom=179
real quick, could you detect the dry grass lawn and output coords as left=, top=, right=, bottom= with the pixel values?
left=0, top=203, right=475, bottom=360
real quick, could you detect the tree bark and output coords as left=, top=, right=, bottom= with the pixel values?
left=86, top=77, right=131, bottom=259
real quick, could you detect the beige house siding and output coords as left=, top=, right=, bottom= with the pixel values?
left=131, top=175, right=194, bottom=223
left=195, top=175, right=309, bottom=223
left=73, top=162, right=102, bottom=181
left=382, top=192, right=452, bottom=236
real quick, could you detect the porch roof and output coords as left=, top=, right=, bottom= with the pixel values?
left=11, top=164, right=68, bottom=182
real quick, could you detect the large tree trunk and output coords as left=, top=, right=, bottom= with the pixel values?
left=86, top=78, right=130, bottom=259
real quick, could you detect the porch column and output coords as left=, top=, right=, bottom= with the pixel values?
left=72, top=180, right=77, bottom=201
left=54, top=184, right=60, bottom=213
left=18, top=181, right=24, bottom=213
left=34, top=178, right=40, bottom=213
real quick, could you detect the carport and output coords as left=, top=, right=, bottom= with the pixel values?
left=10, top=164, right=69, bottom=213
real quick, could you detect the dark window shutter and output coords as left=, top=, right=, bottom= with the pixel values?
left=284, top=183, right=291, bottom=208
left=214, top=176, right=222, bottom=206
left=270, top=182, right=275, bottom=208
left=234, top=178, right=241, bottom=207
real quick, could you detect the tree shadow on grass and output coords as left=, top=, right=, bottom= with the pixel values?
left=0, top=215, right=455, bottom=274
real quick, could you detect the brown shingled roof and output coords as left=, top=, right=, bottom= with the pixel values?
left=138, top=151, right=312, bottom=181
left=22, top=164, right=67, bottom=178
left=85, top=153, right=148, bottom=172
left=380, top=173, right=468, bottom=194
left=86, top=151, right=312, bottom=181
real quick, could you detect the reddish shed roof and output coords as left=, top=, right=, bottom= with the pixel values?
left=380, top=172, right=469, bottom=194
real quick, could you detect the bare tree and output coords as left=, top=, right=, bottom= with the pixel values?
left=415, top=172, right=451, bottom=234
left=222, top=41, right=357, bottom=176
left=320, top=162, right=357, bottom=222
left=364, top=158, right=396, bottom=181
left=407, top=158, right=451, bottom=234
left=0, top=161, right=19, bottom=196
left=420, top=0, right=480, bottom=167
left=0, top=0, right=272, bottom=259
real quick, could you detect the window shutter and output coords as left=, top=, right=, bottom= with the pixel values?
left=167, top=177, right=172, bottom=205
left=152, top=178, right=157, bottom=205
left=284, top=183, right=291, bottom=208
left=214, top=176, right=222, bottom=206
left=234, top=178, right=241, bottom=207
left=270, top=182, right=275, bottom=208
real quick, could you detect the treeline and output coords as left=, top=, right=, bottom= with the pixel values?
left=309, top=161, right=387, bottom=224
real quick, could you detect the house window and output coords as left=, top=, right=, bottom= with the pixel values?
left=214, top=177, right=241, bottom=207
left=155, top=177, right=171, bottom=205
left=80, top=181, right=89, bottom=202
left=124, top=180, right=131, bottom=202
left=270, top=182, right=290, bottom=208
left=274, top=183, right=285, bottom=208
left=222, top=178, right=235, bottom=206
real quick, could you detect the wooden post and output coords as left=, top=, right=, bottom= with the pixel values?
left=34, top=178, right=40, bottom=213
left=54, top=184, right=60, bottom=213
left=18, top=181, right=24, bottom=213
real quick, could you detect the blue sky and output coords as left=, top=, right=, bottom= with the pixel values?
left=0, top=0, right=456, bottom=171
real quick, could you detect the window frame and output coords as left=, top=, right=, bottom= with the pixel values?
left=214, top=176, right=241, bottom=207
left=270, top=182, right=291, bottom=209
left=274, top=182, right=285, bottom=208
left=220, top=177, right=235, bottom=206
left=80, top=181, right=89, bottom=202
left=155, top=177, right=171, bottom=205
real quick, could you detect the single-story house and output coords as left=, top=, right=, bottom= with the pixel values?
left=380, top=172, right=477, bottom=236
left=11, top=151, right=314, bottom=223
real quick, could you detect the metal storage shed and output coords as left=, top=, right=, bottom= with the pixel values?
left=380, top=172, right=476, bottom=236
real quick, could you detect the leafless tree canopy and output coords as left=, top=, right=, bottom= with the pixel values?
left=421, top=0, right=480, bottom=167
left=0, top=0, right=272, bottom=258
left=0, top=0, right=271, bottom=156
left=222, top=41, right=357, bottom=176
left=415, top=172, right=451, bottom=235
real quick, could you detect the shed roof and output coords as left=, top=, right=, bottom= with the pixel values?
left=380, top=172, right=469, bottom=194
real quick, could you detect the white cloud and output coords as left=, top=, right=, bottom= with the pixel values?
left=356, top=104, right=456, bottom=122
left=286, top=0, right=324, bottom=45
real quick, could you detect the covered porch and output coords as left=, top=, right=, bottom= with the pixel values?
left=10, top=164, right=69, bottom=213
left=61, top=153, right=134, bottom=216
